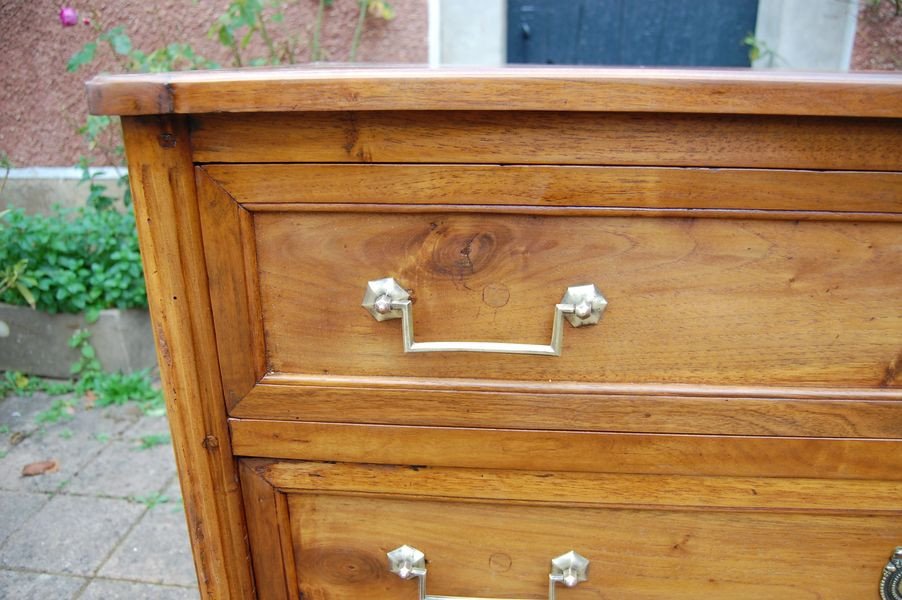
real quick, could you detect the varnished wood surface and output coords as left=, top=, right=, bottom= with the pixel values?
left=204, top=164, right=902, bottom=214
left=86, top=67, right=902, bottom=117
left=229, top=420, right=902, bottom=480
left=255, top=459, right=902, bottom=514
left=233, top=379, right=902, bottom=438
left=110, top=71, right=902, bottom=600
left=252, top=211, right=902, bottom=388
left=196, top=168, right=265, bottom=409
left=122, top=116, right=255, bottom=598
left=190, top=111, right=902, bottom=170
left=237, top=461, right=297, bottom=600
left=289, top=492, right=902, bottom=600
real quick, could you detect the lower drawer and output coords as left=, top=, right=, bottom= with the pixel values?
left=239, top=460, right=902, bottom=600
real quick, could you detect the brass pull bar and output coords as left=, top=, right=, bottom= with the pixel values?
left=387, top=545, right=589, bottom=600
left=363, top=278, right=606, bottom=357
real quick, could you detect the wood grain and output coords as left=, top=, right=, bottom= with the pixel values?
left=229, top=420, right=902, bottom=480
left=121, top=116, right=254, bottom=599
left=190, top=111, right=902, bottom=171
left=259, top=460, right=902, bottom=513
left=232, top=380, right=902, bottom=438
left=196, top=167, right=264, bottom=408
left=290, top=492, right=902, bottom=600
left=86, top=67, right=902, bottom=118
left=238, top=461, right=298, bottom=600
left=252, top=212, right=902, bottom=388
left=204, top=164, right=902, bottom=214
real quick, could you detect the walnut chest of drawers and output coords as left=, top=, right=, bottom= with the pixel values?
left=88, top=68, right=902, bottom=600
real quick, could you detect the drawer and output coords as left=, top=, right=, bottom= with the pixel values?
left=194, top=164, right=902, bottom=435
left=239, top=459, right=902, bottom=600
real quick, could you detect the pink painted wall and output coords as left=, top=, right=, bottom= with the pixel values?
left=0, top=1, right=428, bottom=166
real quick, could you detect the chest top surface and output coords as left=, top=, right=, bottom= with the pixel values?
left=86, top=65, right=902, bottom=118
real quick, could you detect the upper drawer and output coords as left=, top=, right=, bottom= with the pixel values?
left=193, top=163, right=902, bottom=435
left=189, top=111, right=902, bottom=170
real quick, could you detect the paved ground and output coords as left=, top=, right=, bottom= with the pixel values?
left=0, top=391, right=198, bottom=599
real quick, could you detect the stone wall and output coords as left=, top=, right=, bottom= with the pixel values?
left=0, top=0, right=428, bottom=167
left=852, top=0, right=902, bottom=70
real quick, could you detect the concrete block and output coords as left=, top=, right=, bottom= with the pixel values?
left=0, top=304, right=156, bottom=378
left=99, top=505, right=198, bottom=587
left=0, top=570, right=86, bottom=599
left=2, top=169, right=125, bottom=216
left=0, top=495, right=143, bottom=575
left=80, top=579, right=197, bottom=600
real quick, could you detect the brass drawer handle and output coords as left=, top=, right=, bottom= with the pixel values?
left=882, top=547, right=902, bottom=600
left=387, top=545, right=589, bottom=600
left=363, top=278, right=606, bottom=356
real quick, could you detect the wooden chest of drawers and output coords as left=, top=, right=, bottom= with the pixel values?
left=88, top=68, right=902, bottom=599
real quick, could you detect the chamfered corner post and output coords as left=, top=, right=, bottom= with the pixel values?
left=121, top=114, right=256, bottom=599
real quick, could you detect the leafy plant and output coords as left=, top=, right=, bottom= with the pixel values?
left=68, top=330, right=163, bottom=414
left=1, top=331, right=164, bottom=420
left=0, top=203, right=146, bottom=317
left=742, top=33, right=782, bottom=67
left=0, top=157, right=37, bottom=308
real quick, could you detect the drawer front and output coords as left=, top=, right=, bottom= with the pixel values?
left=240, top=460, right=902, bottom=600
left=195, top=163, right=902, bottom=436
left=251, top=210, right=899, bottom=387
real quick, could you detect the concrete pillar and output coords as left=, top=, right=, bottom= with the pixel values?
left=437, top=0, right=506, bottom=65
left=754, top=0, right=858, bottom=70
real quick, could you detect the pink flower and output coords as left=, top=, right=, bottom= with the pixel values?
left=59, top=6, right=78, bottom=27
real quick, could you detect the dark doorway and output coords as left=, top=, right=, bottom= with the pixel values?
left=508, top=0, right=758, bottom=66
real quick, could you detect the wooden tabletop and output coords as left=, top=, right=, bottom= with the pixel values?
left=86, top=65, right=902, bottom=118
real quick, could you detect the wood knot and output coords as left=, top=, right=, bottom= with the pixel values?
left=202, top=435, right=219, bottom=449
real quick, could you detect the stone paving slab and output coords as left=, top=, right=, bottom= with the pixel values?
left=0, top=401, right=141, bottom=494
left=122, top=414, right=173, bottom=441
left=66, top=439, right=175, bottom=499
left=79, top=578, right=197, bottom=599
left=0, top=491, right=49, bottom=546
left=99, top=502, right=198, bottom=587
left=0, top=569, right=86, bottom=599
left=0, top=494, right=144, bottom=575
left=0, top=389, right=199, bottom=597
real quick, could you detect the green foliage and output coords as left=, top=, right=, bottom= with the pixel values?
left=0, top=203, right=146, bottom=315
left=68, top=330, right=164, bottom=414
left=138, top=434, right=171, bottom=450
left=70, top=27, right=216, bottom=74
left=35, top=398, right=77, bottom=424
left=1, top=332, right=164, bottom=423
left=66, top=41, right=98, bottom=72
left=742, top=33, right=781, bottom=67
